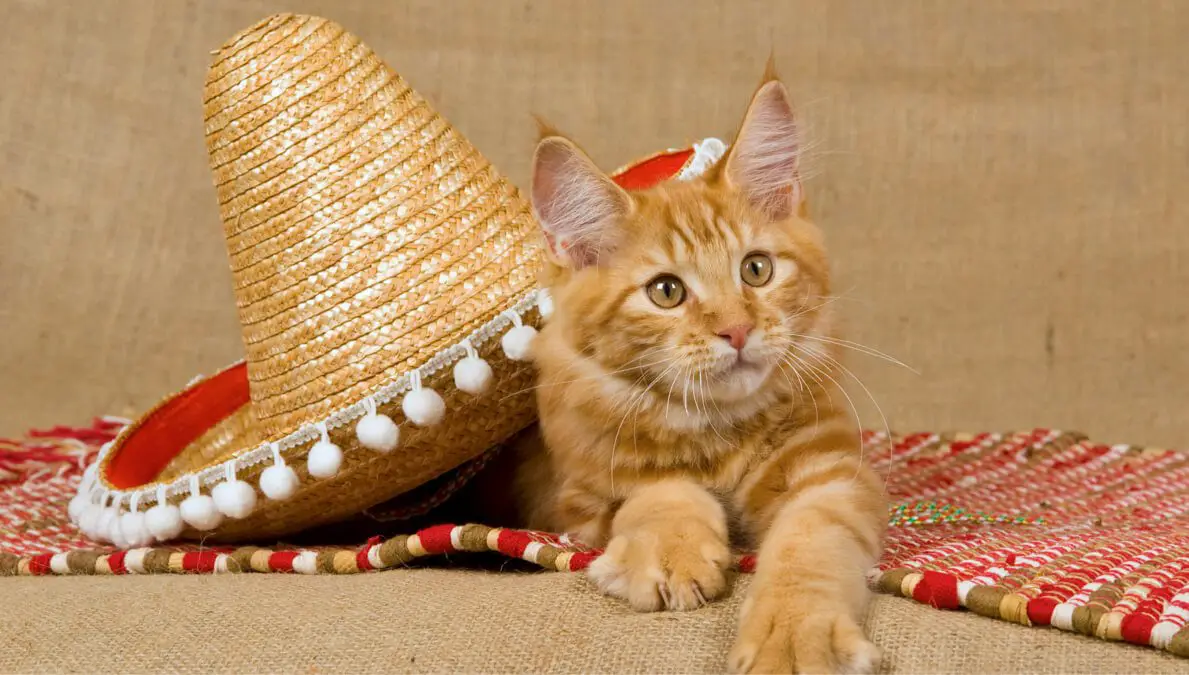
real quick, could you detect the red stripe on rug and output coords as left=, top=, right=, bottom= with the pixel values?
left=356, top=536, right=382, bottom=571
left=498, top=529, right=531, bottom=558
left=1121, top=613, right=1158, bottom=646
left=418, top=524, right=456, bottom=554
left=1027, top=597, right=1059, bottom=626
left=183, top=551, right=219, bottom=573
left=355, top=546, right=372, bottom=571
left=29, top=554, right=52, bottom=575
left=269, top=551, right=298, bottom=572
left=567, top=551, right=597, bottom=571
left=108, top=550, right=128, bottom=575
left=913, top=570, right=960, bottom=610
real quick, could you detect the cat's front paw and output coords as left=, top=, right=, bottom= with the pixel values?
left=587, top=525, right=730, bottom=612
left=728, top=589, right=880, bottom=674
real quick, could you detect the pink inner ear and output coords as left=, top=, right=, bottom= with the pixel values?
left=728, top=82, right=803, bottom=221
left=530, top=139, right=632, bottom=268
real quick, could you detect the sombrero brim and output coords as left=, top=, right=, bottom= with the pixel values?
left=81, top=295, right=544, bottom=543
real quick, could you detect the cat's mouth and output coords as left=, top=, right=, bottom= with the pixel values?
left=721, top=358, right=766, bottom=377
left=706, top=354, right=774, bottom=399
left=712, top=347, right=770, bottom=374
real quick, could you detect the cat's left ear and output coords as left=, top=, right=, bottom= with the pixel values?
left=718, top=69, right=803, bottom=222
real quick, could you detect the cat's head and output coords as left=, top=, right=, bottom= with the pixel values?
left=530, top=68, right=833, bottom=407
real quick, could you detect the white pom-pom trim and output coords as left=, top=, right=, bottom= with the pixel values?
left=96, top=499, right=120, bottom=545
left=145, top=485, right=185, bottom=542
left=78, top=502, right=102, bottom=540
left=212, top=462, right=257, bottom=519
left=78, top=490, right=110, bottom=540
left=402, top=370, right=446, bottom=426
left=356, top=397, right=400, bottom=452
left=108, top=504, right=130, bottom=548
left=259, top=444, right=300, bottom=500
left=453, top=340, right=493, bottom=395
left=180, top=499, right=221, bottom=531
left=180, top=476, right=223, bottom=531
left=119, top=493, right=153, bottom=548
left=72, top=281, right=579, bottom=537
left=307, top=422, right=343, bottom=478
left=501, top=310, right=537, bottom=361
left=68, top=493, right=89, bottom=524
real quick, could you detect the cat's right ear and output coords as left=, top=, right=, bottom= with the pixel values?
left=531, top=136, right=631, bottom=268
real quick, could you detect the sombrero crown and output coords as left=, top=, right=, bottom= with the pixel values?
left=68, top=14, right=546, bottom=544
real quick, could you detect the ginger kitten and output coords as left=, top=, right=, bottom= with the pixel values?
left=520, top=66, right=887, bottom=674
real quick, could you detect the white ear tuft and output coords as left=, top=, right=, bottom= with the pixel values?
left=723, top=80, right=803, bottom=221
left=531, top=137, right=631, bottom=267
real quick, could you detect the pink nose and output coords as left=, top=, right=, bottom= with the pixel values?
left=717, top=324, right=754, bottom=351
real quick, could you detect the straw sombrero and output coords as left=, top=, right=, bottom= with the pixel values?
left=65, top=13, right=727, bottom=546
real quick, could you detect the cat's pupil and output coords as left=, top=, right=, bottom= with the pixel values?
left=646, top=275, right=686, bottom=308
left=741, top=253, right=773, bottom=286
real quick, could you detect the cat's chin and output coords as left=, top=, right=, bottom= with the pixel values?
left=709, top=360, right=774, bottom=403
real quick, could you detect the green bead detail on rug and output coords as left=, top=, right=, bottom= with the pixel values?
left=889, top=500, right=1047, bottom=527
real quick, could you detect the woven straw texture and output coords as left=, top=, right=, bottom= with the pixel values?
left=205, top=14, right=538, bottom=439
left=83, top=13, right=545, bottom=542
left=5, top=420, right=1189, bottom=661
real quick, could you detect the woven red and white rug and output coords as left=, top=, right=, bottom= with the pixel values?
left=2, top=420, right=1187, bottom=659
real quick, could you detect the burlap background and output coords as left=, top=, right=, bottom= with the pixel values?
left=2, top=1, right=1187, bottom=672
left=3, top=572, right=1185, bottom=674
left=2, top=0, right=1186, bottom=446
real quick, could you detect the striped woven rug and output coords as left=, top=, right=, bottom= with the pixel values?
left=2, top=420, right=1186, bottom=659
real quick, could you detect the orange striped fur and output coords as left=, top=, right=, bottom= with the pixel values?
left=517, top=66, right=887, bottom=674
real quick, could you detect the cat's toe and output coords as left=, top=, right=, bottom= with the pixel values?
left=731, top=588, right=879, bottom=674
left=588, top=530, right=729, bottom=612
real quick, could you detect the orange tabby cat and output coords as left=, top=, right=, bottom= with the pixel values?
left=519, top=65, right=887, bottom=674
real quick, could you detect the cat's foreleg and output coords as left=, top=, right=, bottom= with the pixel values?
left=730, top=444, right=886, bottom=674
left=586, top=478, right=731, bottom=612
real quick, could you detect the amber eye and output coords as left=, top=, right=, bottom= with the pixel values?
left=741, top=253, right=774, bottom=287
left=646, top=275, right=687, bottom=308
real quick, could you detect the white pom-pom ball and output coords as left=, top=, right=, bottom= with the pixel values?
left=119, top=511, right=153, bottom=548
left=356, top=413, right=400, bottom=452
left=501, top=325, right=538, bottom=361
left=538, top=292, right=554, bottom=319
left=95, top=508, right=119, bottom=544
left=307, top=440, right=343, bottom=478
left=68, top=494, right=89, bottom=524
left=180, top=494, right=223, bottom=530
left=145, top=503, right=185, bottom=541
left=107, top=512, right=129, bottom=548
left=454, top=356, right=493, bottom=395
left=260, top=463, right=299, bottom=500
left=78, top=505, right=102, bottom=539
left=403, top=387, right=445, bottom=426
left=212, top=479, right=257, bottom=519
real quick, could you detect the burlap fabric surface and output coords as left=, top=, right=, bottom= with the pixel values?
left=4, top=573, right=1186, bottom=674
left=3, top=0, right=1188, bottom=672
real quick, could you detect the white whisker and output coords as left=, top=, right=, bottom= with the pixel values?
left=792, top=345, right=893, bottom=486
left=790, top=333, right=918, bottom=374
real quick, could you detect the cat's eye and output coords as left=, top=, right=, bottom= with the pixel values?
left=646, top=275, right=686, bottom=308
left=741, top=253, right=774, bottom=287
